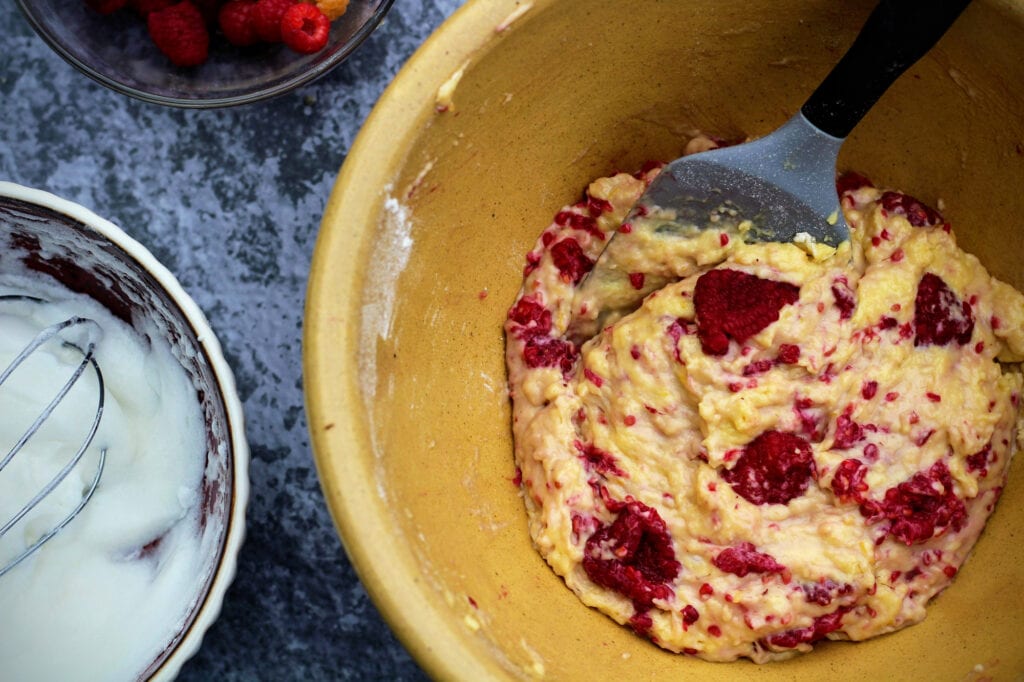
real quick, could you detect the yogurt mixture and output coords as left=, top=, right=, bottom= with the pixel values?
left=0, top=276, right=207, bottom=680
left=504, top=142, right=1024, bottom=662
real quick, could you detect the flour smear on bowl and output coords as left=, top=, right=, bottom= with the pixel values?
left=504, top=137, right=1024, bottom=662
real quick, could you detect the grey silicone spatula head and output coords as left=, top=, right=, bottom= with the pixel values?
left=570, top=0, right=972, bottom=344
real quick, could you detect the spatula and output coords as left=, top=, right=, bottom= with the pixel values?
left=571, top=0, right=972, bottom=342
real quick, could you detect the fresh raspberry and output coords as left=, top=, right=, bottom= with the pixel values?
left=879, top=190, right=944, bottom=227
left=722, top=431, right=816, bottom=506
left=859, top=461, right=967, bottom=545
left=830, top=458, right=868, bottom=503
left=913, top=272, right=974, bottom=347
left=219, top=0, right=260, bottom=46
left=129, top=0, right=175, bottom=16
left=147, top=1, right=210, bottom=67
left=712, top=542, right=786, bottom=577
left=764, top=607, right=850, bottom=649
left=581, top=500, right=680, bottom=610
left=280, top=4, right=330, bottom=53
left=316, top=0, right=349, bottom=20
left=253, top=0, right=295, bottom=42
left=549, top=238, right=595, bottom=285
left=86, top=0, right=129, bottom=14
left=693, top=269, right=800, bottom=355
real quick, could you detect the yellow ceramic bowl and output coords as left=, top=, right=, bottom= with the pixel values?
left=305, top=1, right=1024, bottom=679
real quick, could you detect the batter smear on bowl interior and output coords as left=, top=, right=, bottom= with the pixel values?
left=504, top=136, right=1024, bottom=662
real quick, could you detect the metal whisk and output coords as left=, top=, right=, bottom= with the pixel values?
left=0, top=295, right=106, bottom=578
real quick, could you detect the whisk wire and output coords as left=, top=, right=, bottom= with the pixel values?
left=0, top=303, right=106, bottom=578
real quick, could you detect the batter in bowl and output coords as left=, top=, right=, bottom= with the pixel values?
left=504, top=139, right=1024, bottom=662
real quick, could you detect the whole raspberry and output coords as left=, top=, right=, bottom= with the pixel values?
left=129, top=0, right=175, bottom=16
left=281, top=3, right=331, bottom=53
left=913, top=272, right=974, bottom=347
left=147, top=1, right=210, bottom=67
left=693, top=268, right=800, bottom=355
left=722, top=430, right=816, bottom=506
left=219, top=0, right=260, bottom=46
left=86, top=0, right=129, bottom=13
left=253, top=0, right=295, bottom=42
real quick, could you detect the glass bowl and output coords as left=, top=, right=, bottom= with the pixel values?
left=15, top=0, right=394, bottom=108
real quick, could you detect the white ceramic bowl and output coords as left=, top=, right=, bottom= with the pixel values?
left=0, top=181, right=249, bottom=680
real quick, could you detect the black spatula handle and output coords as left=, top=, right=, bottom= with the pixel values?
left=801, top=0, right=971, bottom=139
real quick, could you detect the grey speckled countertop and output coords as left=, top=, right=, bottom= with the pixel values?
left=0, top=1, right=462, bottom=679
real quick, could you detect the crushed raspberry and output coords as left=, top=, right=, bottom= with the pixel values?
left=693, top=269, right=800, bottom=355
left=682, top=604, right=700, bottom=627
left=966, top=443, right=993, bottom=477
left=879, top=191, right=944, bottom=227
left=836, top=171, right=874, bottom=195
left=523, top=336, right=577, bottom=374
left=583, top=367, right=604, bottom=387
left=628, top=272, right=645, bottom=290
left=777, top=343, right=800, bottom=364
left=832, top=413, right=864, bottom=449
left=508, top=296, right=552, bottom=337
left=831, top=458, right=868, bottom=503
left=742, top=359, right=773, bottom=376
left=253, top=0, right=295, bottom=42
left=831, top=279, right=855, bottom=320
left=582, top=501, right=681, bottom=610
left=712, top=542, right=786, bottom=577
left=575, top=441, right=625, bottom=477
left=801, top=580, right=853, bottom=606
left=861, top=380, right=878, bottom=400
left=699, top=583, right=714, bottom=598
left=147, top=1, right=210, bottom=67
left=586, top=195, right=613, bottom=216
left=765, top=607, right=850, bottom=649
left=665, top=318, right=691, bottom=364
left=280, top=3, right=330, bottom=53
left=550, top=238, right=595, bottom=284
left=860, top=461, right=967, bottom=545
left=219, top=0, right=260, bottom=46
left=555, top=210, right=604, bottom=241
left=629, top=611, right=654, bottom=635
left=913, top=273, right=974, bottom=346
left=721, top=431, right=816, bottom=505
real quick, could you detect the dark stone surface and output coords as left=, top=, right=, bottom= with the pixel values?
left=0, top=2, right=461, bottom=679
